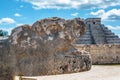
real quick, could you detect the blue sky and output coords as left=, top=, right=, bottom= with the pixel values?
left=0, top=0, right=120, bottom=37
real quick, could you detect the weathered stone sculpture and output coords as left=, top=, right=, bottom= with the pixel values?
left=0, top=17, right=91, bottom=80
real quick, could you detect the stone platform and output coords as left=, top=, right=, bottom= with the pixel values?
left=75, top=44, right=120, bottom=64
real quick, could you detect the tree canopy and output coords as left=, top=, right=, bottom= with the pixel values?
left=0, top=30, right=8, bottom=36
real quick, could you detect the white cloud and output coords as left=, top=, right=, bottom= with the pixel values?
left=91, top=9, right=120, bottom=20
left=107, top=25, right=120, bottom=30
left=14, top=13, right=21, bottom=17
left=71, top=12, right=79, bottom=17
left=16, top=23, right=24, bottom=26
left=22, top=0, right=120, bottom=10
left=0, top=18, right=15, bottom=24
left=91, top=10, right=105, bottom=16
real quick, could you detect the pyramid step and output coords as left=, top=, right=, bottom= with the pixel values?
left=105, top=35, right=118, bottom=38
left=104, top=32, right=114, bottom=35
left=107, top=41, right=120, bottom=43
left=106, top=38, right=120, bottom=40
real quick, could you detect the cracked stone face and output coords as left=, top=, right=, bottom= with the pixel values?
left=0, top=17, right=91, bottom=80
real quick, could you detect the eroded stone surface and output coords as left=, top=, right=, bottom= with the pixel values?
left=0, top=17, right=91, bottom=80
left=75, top=44, right=120, bottom=64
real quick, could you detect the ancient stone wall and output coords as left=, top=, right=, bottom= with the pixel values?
left=75, top=44, right=120, bottom=64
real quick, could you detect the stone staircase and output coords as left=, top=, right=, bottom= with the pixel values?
left=90, top=24, right=106, bottom=44
left=76, top=24, right=93, bottom=44
left=77, top=18, right=120, bottom=44
left=102, top=25, right=120, bottom=44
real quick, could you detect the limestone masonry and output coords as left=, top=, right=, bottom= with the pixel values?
left=75, top=44, right=120, bottom=64
left=77, top=18, right=120, bottom=44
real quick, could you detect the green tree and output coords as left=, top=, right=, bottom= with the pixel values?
left=0, top=30, right=4, bottom=36
left=0, top=30, right=8, bottom=36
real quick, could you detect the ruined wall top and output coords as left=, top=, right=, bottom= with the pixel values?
left=85, top=18, right=101, bottom=25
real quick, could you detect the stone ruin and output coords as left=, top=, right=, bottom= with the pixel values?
left=76, top=18, right=120, bottom=64
left=75, top=44, right=120, bottom=64
left=77, top=18, right=120, bottom=44
left=0, top=17, right=91, bottom=80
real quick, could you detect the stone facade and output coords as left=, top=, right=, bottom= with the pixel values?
left=77, top=18, right=120, bottom=44
left=75, top=44, right=120, bottom=64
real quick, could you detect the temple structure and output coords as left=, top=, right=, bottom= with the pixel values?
left=77, top=18, right=120, bottom=44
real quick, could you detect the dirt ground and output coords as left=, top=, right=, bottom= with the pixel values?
left=22, top=65, right=120, bottom=80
